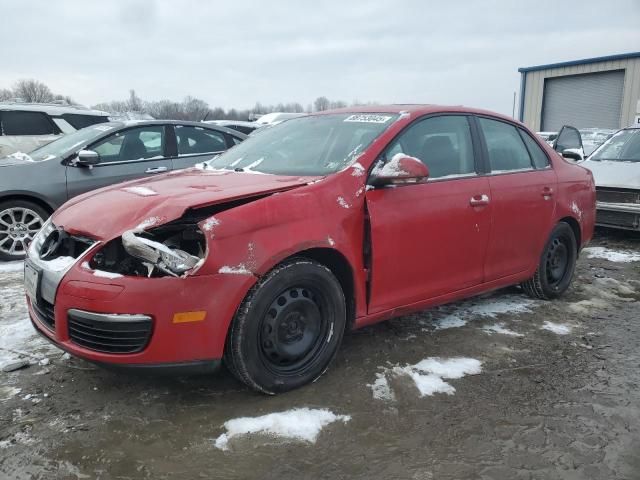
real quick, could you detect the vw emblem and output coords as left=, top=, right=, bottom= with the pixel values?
left=40, top=228, right=66, bottom=260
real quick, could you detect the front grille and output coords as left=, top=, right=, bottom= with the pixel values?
left=596, top=187, right=640, bottom=205
left=32, top=298, right=55, bottom=331
left=597, top=209, right=640, bottom=230
left=68, top=311, right=152, bottom=354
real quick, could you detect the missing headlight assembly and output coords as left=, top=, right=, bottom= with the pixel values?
left=90, top=221, right=207, bottom=278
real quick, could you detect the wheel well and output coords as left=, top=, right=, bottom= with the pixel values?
left=295, top=248, right=356, bottom=331
left=0, top=194, right=54, bottom=215
left=559, top=216, right=581, bottom=251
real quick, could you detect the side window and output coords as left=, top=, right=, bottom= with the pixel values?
left=62, top=114, right=109, bottom=130
left=175, top=126, right=226, bottom=155
left=91, top=126, right=165, bottom=163
left=478, top=118, right=533, bottom=172
left=1, top=111, right=57, bottom=135
left=385, top=115, right=475, bottom=179
left=519, top=130, right=550, bottom=168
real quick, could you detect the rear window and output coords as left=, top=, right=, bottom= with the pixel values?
left=61, top=113, right=109, bottom=130
left=1, top=110, right=58, bottom=135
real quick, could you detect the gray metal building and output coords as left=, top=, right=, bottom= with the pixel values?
left=518, top=52, right=640, bottom=132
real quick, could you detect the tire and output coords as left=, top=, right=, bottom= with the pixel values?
left=522, top=222, right=577, bottom=300
left=0, top=200, right=49, bottom=262
left=225, top=258, right=346, bottom=394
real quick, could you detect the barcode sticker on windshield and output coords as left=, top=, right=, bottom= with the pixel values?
left=344, top=114, right=392, bottom=124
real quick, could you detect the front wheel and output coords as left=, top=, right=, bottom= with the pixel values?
left=0, top=200, right=49, bottom=262
left=225, top=258, right=346, bottom=394
left=522, top=222, right=577, bottom=300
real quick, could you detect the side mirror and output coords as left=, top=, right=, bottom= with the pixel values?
left=561, top=148, right=583, bottom=162
left=75, top=149, right=101, bottom=166
left=370, top=154, right=429, bottom=187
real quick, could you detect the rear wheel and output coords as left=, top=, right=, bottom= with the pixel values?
left=522, top=222, right=577, bottom=300
left=225, top=258, right=346, bottom=394
left=0, top=200, right=49, bottom=261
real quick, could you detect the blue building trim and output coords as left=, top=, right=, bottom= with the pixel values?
left=518, top=72, right=526, bottom=122
left=518, top=51, right=640, bottom=73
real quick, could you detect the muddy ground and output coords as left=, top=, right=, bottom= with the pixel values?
left=1, top=229, right=639, bottom=480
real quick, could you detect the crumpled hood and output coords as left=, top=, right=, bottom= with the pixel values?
left=582, top=159, right=640, bottom=190
left=53, top=168, right=319, bottom=240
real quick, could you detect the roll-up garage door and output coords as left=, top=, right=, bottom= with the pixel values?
left=541, top=70, right=625, bottom=131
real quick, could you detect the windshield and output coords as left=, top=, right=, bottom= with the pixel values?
left=207, top=113, right=398, bottom=175
left=28, top=123, right=118, bottom=161
left=590, top=129, right=640, bottom=162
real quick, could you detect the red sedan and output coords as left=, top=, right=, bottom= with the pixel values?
left=25, top=105, right=596, bottom=394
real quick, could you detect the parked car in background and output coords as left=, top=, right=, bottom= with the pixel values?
left=24, top=105, right=594, bottom=393
left=581, top=125, right=640, bottom=230
left=0, top=120, right=246, bottom=260
left=205, top=120, right=262, bottom=135
left=255, top=112, right=306, bottom=126
left=0, top=102, right=110, bottom=157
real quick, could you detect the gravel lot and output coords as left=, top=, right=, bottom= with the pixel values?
left=1, top=229, right=639, bottom=480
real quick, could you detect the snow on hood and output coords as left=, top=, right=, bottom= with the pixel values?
left=52, top=168, right=320, bottom=240
left=0, top=151, right=35, bottom=166
left=582, top=159, right=640, bottom=190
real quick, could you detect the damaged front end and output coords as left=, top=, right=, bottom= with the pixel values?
left=90, top=220, right=207, bottom=278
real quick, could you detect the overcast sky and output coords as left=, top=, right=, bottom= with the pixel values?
left=1, top=0, right=639, bottom=115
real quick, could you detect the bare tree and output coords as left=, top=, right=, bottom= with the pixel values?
left=127, top=89, right=143, bottom=112
left=0, top=88, right=13, bottom=101
left=12, top=79, right=54, bottom=103
left=314, top=96, right=330, bottom=112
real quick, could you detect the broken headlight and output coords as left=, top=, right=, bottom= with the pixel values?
left=90, top=222, right=206, bottom=278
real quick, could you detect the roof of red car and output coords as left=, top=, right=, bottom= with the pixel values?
left=317, top=104, right=520, bottom=125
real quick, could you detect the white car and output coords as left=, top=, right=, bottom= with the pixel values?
left=581, top=125, right=640, bottom=230
left=255, top=112, right=306, bottom=126
left=0, top=102, right=109, bottom=157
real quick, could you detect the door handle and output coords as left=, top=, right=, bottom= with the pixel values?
left=541, top=186, right=554, bottom=198
left=145, top=166, right=168, bottom=174
left=469, top=194, right=490, bottom=207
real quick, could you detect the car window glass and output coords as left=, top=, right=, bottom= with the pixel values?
left=520, top=130, right=549, bottom=168
left=590, top=129, right=640, bottom=162
left=175, top=126, right=226, bottom=155
left=1, top=111, right=57, bottom=135
left=478, top=118, right=533, bottom=172
left=92, top=126, right=165, bottom=163
left=555, top=127, right=582, bottom=153
left=61, top=114, right=109, bottom=130
left=385, top=115, right=475, bottom=179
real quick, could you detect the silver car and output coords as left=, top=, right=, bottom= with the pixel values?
left=0, top=120, right=246, bottom=261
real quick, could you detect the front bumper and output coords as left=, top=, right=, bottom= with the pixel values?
left=28, top=260, right=256, bottom=368
left=596, top=201, right=640, bottom=230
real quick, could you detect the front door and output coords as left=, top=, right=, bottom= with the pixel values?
left=476, top=117, right=557, bottom=281
left=65, top=125, right=173, bottom=199
left=366, top=115, right=491, bottom=314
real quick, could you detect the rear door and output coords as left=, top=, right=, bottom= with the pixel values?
left=366, top=114, right=492, bottom=313
left=170, top=125, right=232, bottom=170
left=476, top=116, right=557, bottom=282
left=65, top=125, right=172, bottom=199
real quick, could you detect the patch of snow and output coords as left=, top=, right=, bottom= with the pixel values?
left=482, top=323, right=524, bottom=337
left=92, top=269, right=123, bottom=279
left=135, top=216, right=164, bottom=231
left=202, top=217, right=220, bottom=232
left=0, top=314, right=59, bottom=368
left=541, top=321, right=572, bottom=335
left=122, top=186, right=158, bottom=197
left=0, top=261, right=23, bottom=273
left=7, top=151, right=34, bottom=162
left=368, top=373, right=396, bottom=402
left=243, top=157, right=264, bottom=171
left=355, top=187, right=365, bottom=197
left=351, top=161, right=365, bottom=177
left=214, top=408, right=351, bottom=451
left=584, top=247, right=640, bottom=263
left=432, top=295, right=537, bottom=330
left=218, top=265, right=252, bottom=275
left=433, top=315, right=467, bottom=330
left=570, top=201, right=583, bottom=221
left=336, top=196, right=350, bottom=209
left=0, top=386, right=22, bottom=402
left=327, top=237, right=335, bottom=247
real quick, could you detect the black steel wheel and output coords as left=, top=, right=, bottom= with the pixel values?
left=522, top=222, right=577, bottom=300
left=225, top=258, right=346, bottom=394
